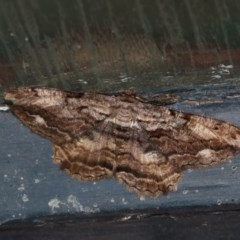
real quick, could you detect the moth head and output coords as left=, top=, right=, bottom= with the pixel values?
left=4, top=88, right=23, bottom=104
left=4, top=87, right=68, bottom=108
left=4, top=87, right=41, bottom=105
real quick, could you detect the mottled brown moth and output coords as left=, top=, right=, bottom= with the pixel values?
left=4, top=87, right=240, bottom=197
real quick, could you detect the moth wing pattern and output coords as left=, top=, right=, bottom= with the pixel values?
left=4, top=87, right=240, bottom=197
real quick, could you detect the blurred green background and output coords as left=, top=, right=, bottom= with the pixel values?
left=0, top=0, right=240, bottom=92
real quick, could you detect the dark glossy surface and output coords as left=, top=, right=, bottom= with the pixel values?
left=1, top=206, right=240, bottom=240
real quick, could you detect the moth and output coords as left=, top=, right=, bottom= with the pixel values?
left=4, top=87, right=240, bottom=197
